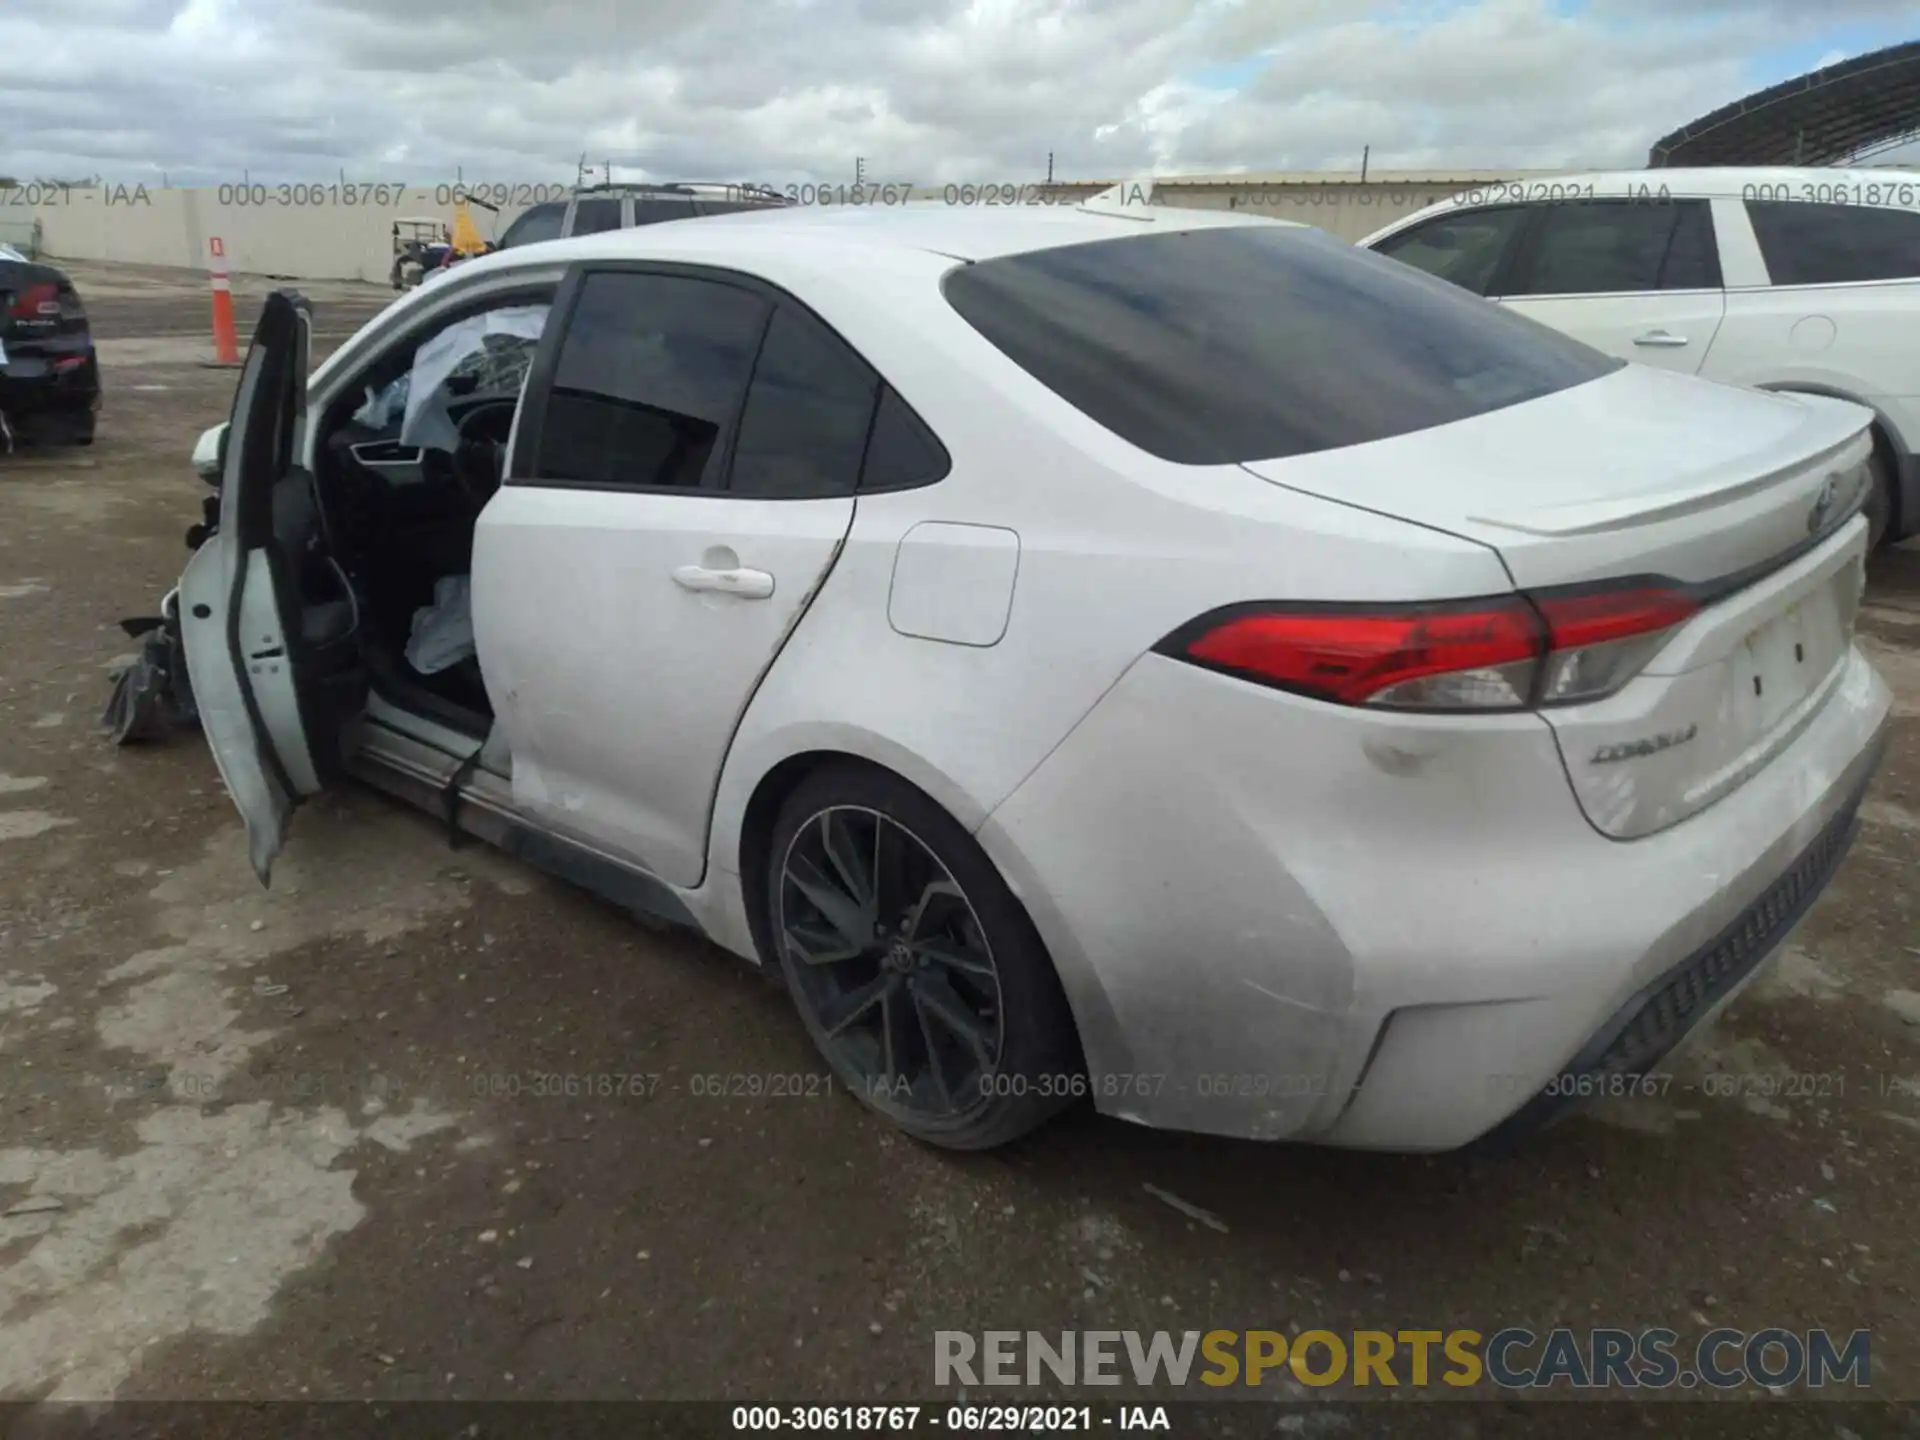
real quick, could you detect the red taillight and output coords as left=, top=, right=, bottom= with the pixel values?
left=1533, top=585, right=1697, bottom=650
left=1181, top=601, right=1543, bottom=708
left=1532, top=582, right=1697, bottom=706
left=9, top=282, right=59, bottom=318
left=1164, top=580, right=1699, bottom=711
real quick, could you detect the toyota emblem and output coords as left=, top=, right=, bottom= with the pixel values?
left=1807, top=476, right=1839, bottom=535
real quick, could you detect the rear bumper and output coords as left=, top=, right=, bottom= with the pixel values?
left=0, top=348, right=100, bottom=416
left=1474, top=766, right=1872, bottom=1150
left=978, top=645, right=1891, bottom=1150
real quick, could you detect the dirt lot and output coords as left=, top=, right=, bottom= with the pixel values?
left=1, top=261, right=1918, bottom=1430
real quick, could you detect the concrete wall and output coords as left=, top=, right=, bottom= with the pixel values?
left=19, top=185, right=538, bottom=283
left=12, top=173, right=1556, bottom=280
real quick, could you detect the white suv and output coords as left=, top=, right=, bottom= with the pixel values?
left=1359, top=168, right=1920, bottom=548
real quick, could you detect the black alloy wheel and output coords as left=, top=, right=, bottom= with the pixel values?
left=767, top=764, right=1081, bottom=1149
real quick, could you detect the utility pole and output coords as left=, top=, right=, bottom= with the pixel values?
left=1047, top=151, right=1055, bottom=183
left=855, top=156, right=867, bottom=185
left=1360, top=145, right=1369, bottom=182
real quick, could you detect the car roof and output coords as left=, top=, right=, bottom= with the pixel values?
left=568, top=180, right=779, bottom=197
left=499, top=197, right=1290, bottom=264
left=1356, top=164, right=1920, bottom=247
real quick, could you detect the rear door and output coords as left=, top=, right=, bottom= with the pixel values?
left=177, top=291, right=363, bottom=882
left=1497, top=198, right=1726, bottom=373
left=473, top=265, right=873, bottom=887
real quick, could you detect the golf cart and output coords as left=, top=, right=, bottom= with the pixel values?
left=390, top=218, right=451, bottom=291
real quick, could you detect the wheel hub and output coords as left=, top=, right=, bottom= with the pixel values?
left=778, top=805, right=1007, bottom=1118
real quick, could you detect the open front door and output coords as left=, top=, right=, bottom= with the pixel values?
left=178, top=290, right=360, bottom=884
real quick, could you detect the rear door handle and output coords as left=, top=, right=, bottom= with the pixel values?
left=672, top=564, right=775, bottom=600
left=1633, top=330, right=1689, bottom=347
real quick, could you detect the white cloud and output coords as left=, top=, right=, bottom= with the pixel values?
left=0, top=0, right=1912, bottom=184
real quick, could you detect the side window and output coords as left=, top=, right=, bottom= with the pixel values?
left=568, top=198, right=624, bottom=236
left=1507, top=199, right=1717, bottom=296
left=860, top=388, right=950, bottom=490
left=1746, top=201, right=1920, bottom=286
left=1659, top=201, right=1721, bottom=289
left=531, top=272, right=769, bottom=489
left=632, top=199, right=698, bottom=226
left=1371, top=206, right=1528, bottom=296
left=727, top=305, right=878, bottom=499
left=501, top=203, right=565, bottom=249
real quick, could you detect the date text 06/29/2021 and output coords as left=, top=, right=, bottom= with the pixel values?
left=10, top=180, right=1078, bottom=208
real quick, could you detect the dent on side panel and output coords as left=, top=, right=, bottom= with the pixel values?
left=978, top=637, right=1632, bottom=1142
left=978, top=667, right=1360, bottom=1142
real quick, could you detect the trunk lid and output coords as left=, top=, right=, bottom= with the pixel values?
left=1, top=260, right=89, bottom=360
left=1238, top=365, right=1872, bottom=591
left=1239, top=365, right=1877, bottom=837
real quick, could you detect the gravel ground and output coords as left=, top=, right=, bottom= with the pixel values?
left=1, top=261, right=1918, bottom=1433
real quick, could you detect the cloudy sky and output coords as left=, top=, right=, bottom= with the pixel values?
left=1, top=0, right=1915, bottom=187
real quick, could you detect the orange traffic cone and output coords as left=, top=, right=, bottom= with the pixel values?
left=205, top=237, right=240, bottom=368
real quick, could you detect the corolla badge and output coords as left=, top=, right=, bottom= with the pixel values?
left=1591, top=723, right=1698, bottom=765
left=1807, top=476, right=1841, bottom=535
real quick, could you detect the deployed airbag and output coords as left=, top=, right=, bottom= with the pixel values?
left=406, top=573, right=475, bottom=675
left=401, top=305, right=549, bottom=453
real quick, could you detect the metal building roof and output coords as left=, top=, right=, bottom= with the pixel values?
left=1649, top=40, right=1920, bottom=167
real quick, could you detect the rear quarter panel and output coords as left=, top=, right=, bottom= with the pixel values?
left=1701, top=194, right=1920, bottom=409
left=702, top=243, right=1515, bottom=901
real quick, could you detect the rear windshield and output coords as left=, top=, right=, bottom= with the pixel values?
left=942, top=223, right=1622, bottom=465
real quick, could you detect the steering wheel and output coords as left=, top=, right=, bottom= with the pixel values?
left=449, top=400, right=516, bottom=507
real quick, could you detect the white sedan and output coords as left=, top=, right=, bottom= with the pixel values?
left=122, top=193, right=1891, bottom=1152
left=1355, top=167, right=1920, bottom=550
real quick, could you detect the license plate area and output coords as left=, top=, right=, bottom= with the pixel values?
left=1734, top=566, right=1855, bottom=735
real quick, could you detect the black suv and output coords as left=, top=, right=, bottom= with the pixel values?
left=495, top=183, right=787, bottom=250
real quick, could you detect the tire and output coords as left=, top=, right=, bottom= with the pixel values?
left=765, top=762, right=1081, bottom=1150
left=1864, top=449, right=1894, bottom=551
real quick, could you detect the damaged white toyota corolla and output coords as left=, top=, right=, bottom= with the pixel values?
left=106, top=196, right=1891, bottom=1153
